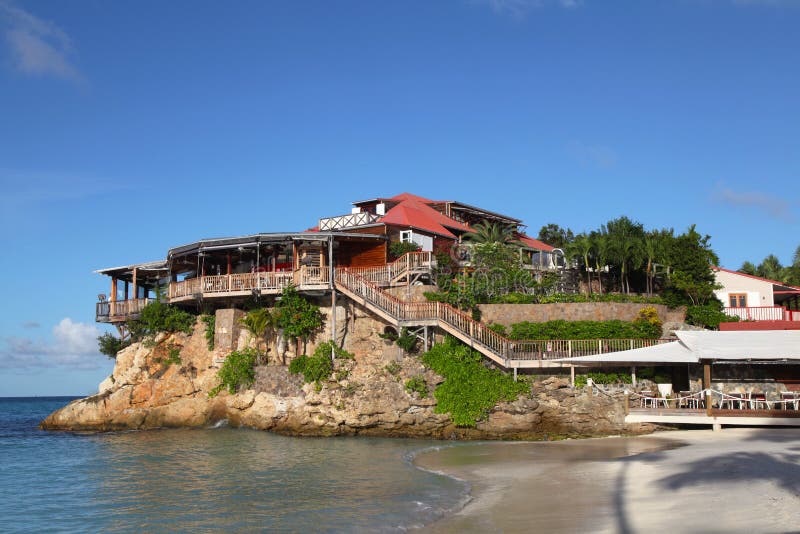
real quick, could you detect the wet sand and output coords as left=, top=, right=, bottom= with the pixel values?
left=415, top=428, right=800, bottom=532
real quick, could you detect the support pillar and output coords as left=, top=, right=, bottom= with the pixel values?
left=704, top=361, right=712, bottom=416
left=329, top=236, right=336, bottom=361
left=631, top=366, right=637, bottom=387
left=132, top=267, right=138, bottom=301
left=570, top=365, right=575, bottom=387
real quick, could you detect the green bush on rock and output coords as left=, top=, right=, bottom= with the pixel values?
left=421, top=337, right=529, bottom=427
left=209, top=348, right=258, bottom=397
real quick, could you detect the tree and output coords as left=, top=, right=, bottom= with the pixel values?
left=606, top=216, right=645, bottom=294
left=566, top=233, right=593, bottom=294
left=738, top=261, right=757, bottom=276
left=272, top=285, right=323, bottom=359
left=463, top=221, right=519, bottom=246
left=756, top=254, right=783, bottom=281
left=536, top=223, right=574, bottom=249
left=590, top=231, right=611, bottom=294
left=662, top=224, right=720, bottom=307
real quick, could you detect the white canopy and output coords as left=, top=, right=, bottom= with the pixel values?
left=676, top=330, right=800, bottom=361
left=552, top=330, right=800, bottom=365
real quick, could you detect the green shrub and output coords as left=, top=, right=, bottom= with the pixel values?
left=97, top=332, right=130, bottom=358
left=379, top=327, right=419, bottom=352
left=288, top=342, right=352, bottom=384
left=686, top=304, right=739, bottom=329
left=389, top=241, right=421, bottom=260
left=272, top=285, right=323, bottom=346
left=405, top=376, right=428, bottom=398
left=487, top=323, right=507, bottom=336
left=201, top=314, right=215, bottom=350
left=209, top=347, right=258, bottom=397
left=385, top=362, right=401, bottom=376
left=421, top=337, right=529, bottom=427
left=126, top=301, right=196, bottom=341
left=164, top=346, right=182, bottom=365
left=509, top=318, right=662, bottom=340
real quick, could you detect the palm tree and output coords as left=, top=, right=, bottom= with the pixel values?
left=462, top=221, right=518, bottom=245
left=606, top=216, right=645, bottom=294
left=757, top=254, right=783, bottom=281
left=590, top=231, right=611, bottom=294
left=643, top=233, right=659, bottom=296
left=566, top=233, right=593, bottom=294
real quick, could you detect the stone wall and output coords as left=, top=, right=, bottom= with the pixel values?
left=478, top=303, right=686, bottom=327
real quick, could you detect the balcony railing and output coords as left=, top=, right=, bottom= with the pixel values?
left=96, top=298, right=152, bottom=322
left=723, top=306, right=788, bottom=322
left=318, top=211, right=380, bottom=231
left=168, top=267, right=329, bottom=302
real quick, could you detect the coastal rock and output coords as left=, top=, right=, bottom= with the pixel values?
left=41, top=312, right=648, bottom=440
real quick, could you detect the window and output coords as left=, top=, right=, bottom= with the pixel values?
left=728, top=293, right=747, bottom=308
left=399, top=230, right=413, bottom=243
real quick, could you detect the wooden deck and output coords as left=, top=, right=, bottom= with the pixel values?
left=626, top=407, right=800, bottom=427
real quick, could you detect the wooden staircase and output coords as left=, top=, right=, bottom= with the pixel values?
left=334, top=259, right=668, bottom=370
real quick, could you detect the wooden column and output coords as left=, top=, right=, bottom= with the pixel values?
left=703, top=361, right=712, bottom=416
left=111, top=278, right=118, bottom=302
left=227, top=252, right=232, bottom=275
left=132, top=268, right=138, bottom=300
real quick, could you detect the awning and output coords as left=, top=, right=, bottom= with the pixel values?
left=552, top=330, right=800, bottom=365
left=552, top=339, right=697, bottom=365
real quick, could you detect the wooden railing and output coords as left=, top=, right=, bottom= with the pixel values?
left=96, top=298, right=152, bottom=320
left=342, top=251, right=433, bottom=286
left=334, top=265, right=667, bottom=365
left=168, top=267, right=329, bottom=300
left=723, top=306, right=787, bottom=321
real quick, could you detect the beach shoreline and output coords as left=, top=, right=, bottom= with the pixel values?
left=414, top=428, right=800, bottom=532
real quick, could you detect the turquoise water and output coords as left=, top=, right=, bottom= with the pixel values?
left=0, top=398, right=468, bottom=533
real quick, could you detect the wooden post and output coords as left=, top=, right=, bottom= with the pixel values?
left=570, top=365, right=575, bottom=387
left=132, top=267, right=138, bottom=301
left=227, top=252, right=232, bottom=275
left=704, top=361, right=712, bottom=416
left=329, top=236, right=336, bottom=361
left=111, top=278, right=118, bottom=302
left=631, top=366, right=637, bottom=387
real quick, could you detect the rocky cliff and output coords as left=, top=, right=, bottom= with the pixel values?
left=42, top=308, right=650, bottom=440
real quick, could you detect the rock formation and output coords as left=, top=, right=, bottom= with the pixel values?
left=42, top=306, right=652, bottom=439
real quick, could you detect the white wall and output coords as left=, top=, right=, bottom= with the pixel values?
left=714, top=269, right=774, bottom=307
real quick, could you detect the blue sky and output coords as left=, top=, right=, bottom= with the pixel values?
left=1, top=0, right=798, bottom=396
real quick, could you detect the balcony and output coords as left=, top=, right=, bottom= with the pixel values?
left=723, top=306, right=793, bottom=322
left=96, top=298, right=152, bottom=323
left=318, top=212, right=380, bottom=231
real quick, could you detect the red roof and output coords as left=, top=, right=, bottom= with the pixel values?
left=713, top=266, right=800, bottom=290
left=517, top=234, right=555, bottom=252
left=378, top=193, right=471, bottom=238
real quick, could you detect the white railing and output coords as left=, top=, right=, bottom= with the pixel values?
left=723, top=306, right=786, bottom=321
left=318, top=212, right=380, bottom=231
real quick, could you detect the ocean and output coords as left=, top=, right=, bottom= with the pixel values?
left=0, top=397, right=469, bottom=533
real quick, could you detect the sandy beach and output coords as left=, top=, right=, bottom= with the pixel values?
left=415, top=428, right=800, bottom=533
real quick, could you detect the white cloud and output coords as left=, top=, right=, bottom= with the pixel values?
left=713, top=182, right=797, bottom=222
left=0, top=0, right=83, bottom=83
left=567, top=140, right=618, bottom=169
left=473, top=0, right=581, bottom=18
left=0, top=318, right=105, bottom=369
